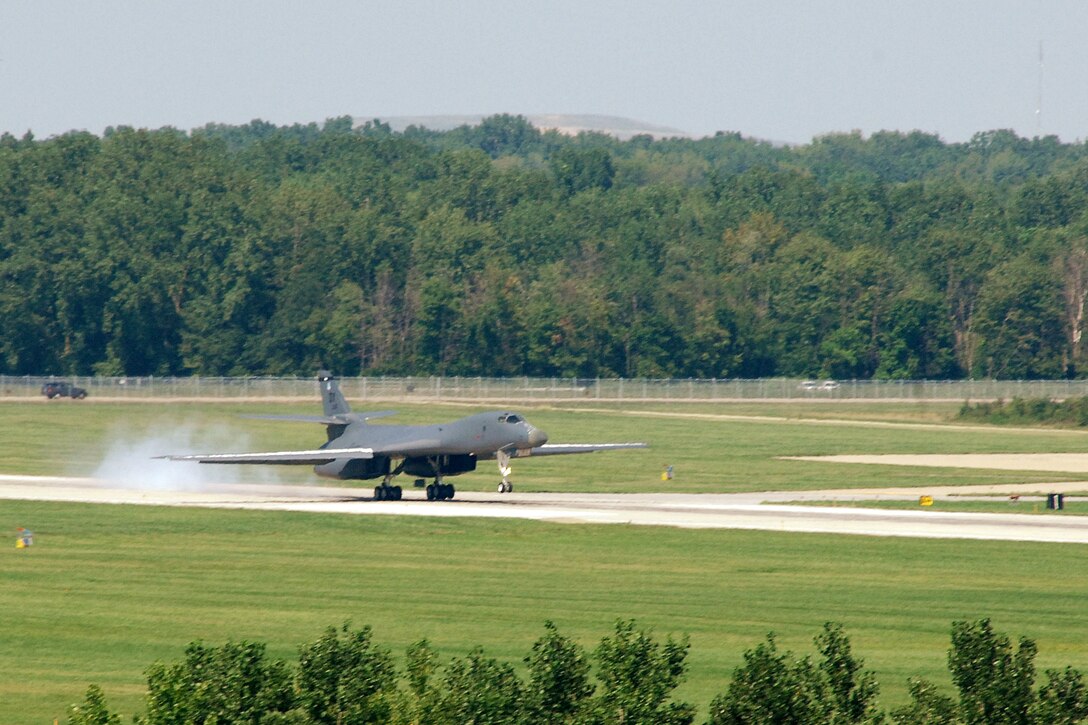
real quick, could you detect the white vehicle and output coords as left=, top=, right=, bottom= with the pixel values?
left=798, top=380, right=819, bottom=391
left=818, top=380, right=840, bottom=391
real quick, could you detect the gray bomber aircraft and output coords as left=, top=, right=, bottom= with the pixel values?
left=162, top=371, right=647, bottom=501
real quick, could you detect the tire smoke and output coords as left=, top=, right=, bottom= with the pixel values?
left=91, top=422, right=284, bottom=490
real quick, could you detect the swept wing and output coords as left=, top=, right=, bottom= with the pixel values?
left=163, top=442, right=644, bottom=465
left=528, top=443, right=648, bottom=455
left=160, top=447, right=375, bottom=465
left=480, top=442, right=648, bottom=459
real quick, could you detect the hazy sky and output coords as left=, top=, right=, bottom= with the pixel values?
left=3, top=1, right=1085, bottom=144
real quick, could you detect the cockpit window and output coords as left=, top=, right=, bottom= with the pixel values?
left=499, top=414, right=522, bottom=424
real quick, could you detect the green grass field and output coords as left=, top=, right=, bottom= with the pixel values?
left=6, top=399, right=1088, bottom=721
left=6, top=499, right=1088, bottom=722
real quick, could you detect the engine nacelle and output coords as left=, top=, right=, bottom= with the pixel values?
left=402, top=454, right=477, bottom=477
left=314, top=456, right=391, bottom=480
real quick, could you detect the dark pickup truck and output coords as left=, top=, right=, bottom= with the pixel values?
left=41, top=381, right=88, bottom=399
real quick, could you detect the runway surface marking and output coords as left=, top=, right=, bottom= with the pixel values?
left=569, top=407, right=1088, bottom=436
left=788, top=453, right=1088, bottom=473
left=3, top=474, right=1088, bottom=544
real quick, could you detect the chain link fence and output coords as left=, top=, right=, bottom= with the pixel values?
left=7, top=375, right=1088, bottom=402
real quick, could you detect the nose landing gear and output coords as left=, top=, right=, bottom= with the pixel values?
left=496, top=449, right=514, bottom=493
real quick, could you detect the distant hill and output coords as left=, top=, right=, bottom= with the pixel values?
left=353, top=113, right=694, bottom=141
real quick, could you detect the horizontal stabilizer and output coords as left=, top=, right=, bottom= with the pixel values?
left=354, top=410, right=398, bottom=422
left=242, top=410, right=397, bottom=425
left=157, top=447, right=375, bottom=465
left=241, top=414, right=350, bottom=424
left=523, top=443, right=649, bottom=457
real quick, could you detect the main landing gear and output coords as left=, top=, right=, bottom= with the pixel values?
left=373, top=483, right=402, bottom=501
left=425, top=479, right=455, bottom=501
left=373, top=479, right=450, bottom=501
left=496, top=450, right=514, bottom=493
left=421, top=456, right=456, bottom=501
left=372, top=459, right=456, bottom=502
left=373, top=470, right=403, bottom=501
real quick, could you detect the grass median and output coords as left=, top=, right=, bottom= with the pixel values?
left=7, top=399, right=1088, bottom=720
left=5, top=499, right=1088, bottom=721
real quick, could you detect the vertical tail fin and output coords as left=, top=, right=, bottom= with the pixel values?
left=317, top=370, right=351, bottom=417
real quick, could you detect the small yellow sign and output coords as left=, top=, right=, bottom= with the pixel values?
left=919, top=495, right=934, bottom=507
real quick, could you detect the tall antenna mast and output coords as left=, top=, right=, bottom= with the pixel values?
left=1036, top=40, right=1044, bottom=135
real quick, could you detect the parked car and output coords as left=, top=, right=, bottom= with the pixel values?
left=41, top=381, right=88, bottom=399
left=798, top=380, right=819, bottom=391
left=818, top=380, right=840, bottom=391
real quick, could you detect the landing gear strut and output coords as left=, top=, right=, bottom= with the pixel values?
left=426, top=481, right=455, bottom=501
left=373, top=484, right=402, bottom=501
left=373, top=474, right=402, bottom=501
left=424, top=457, right=455, bottom=501
left=496, top=450, right=514, bottom=493
left=373, top=463, right=405, bottom=501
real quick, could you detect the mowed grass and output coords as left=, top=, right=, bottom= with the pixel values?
left=6, top=399, right=1088, bottom=720
left=7, top=399, right=1088, bottom=491
left=6, top=499, right=1088, bottom=722
left=570, top=399, right=968, bottom=423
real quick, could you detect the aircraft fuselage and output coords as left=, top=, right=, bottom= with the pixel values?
left=313, top=411, right=546, bottom=481
left=160, top=371, right=646, bottom=499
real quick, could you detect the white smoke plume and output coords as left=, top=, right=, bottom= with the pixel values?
left=91, top=421, right=285, bottom=491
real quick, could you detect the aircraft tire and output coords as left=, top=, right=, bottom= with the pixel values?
left=394, top=486, right=402, bottom=500
left=498, top=482, right=506, bottom=493
left=426, top=484, right=436, bottom=501
left=445, top=484, right=455, bottom=500
left=506, top=482, right=513, bottom=493
left=374, top=486, right=384, bottom=501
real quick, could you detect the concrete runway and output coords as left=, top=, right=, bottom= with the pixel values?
left=790, top=453, right=1088, bottom=473
left=3, top=473, right=1088, bottom=544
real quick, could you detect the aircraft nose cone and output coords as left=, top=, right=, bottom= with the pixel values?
left=528, top=427, right=548, bottom=447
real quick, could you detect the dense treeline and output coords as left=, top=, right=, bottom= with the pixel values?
left=4, top=115, right=1088, bottom=379
left=69, top=619, right=1088, bottom=724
